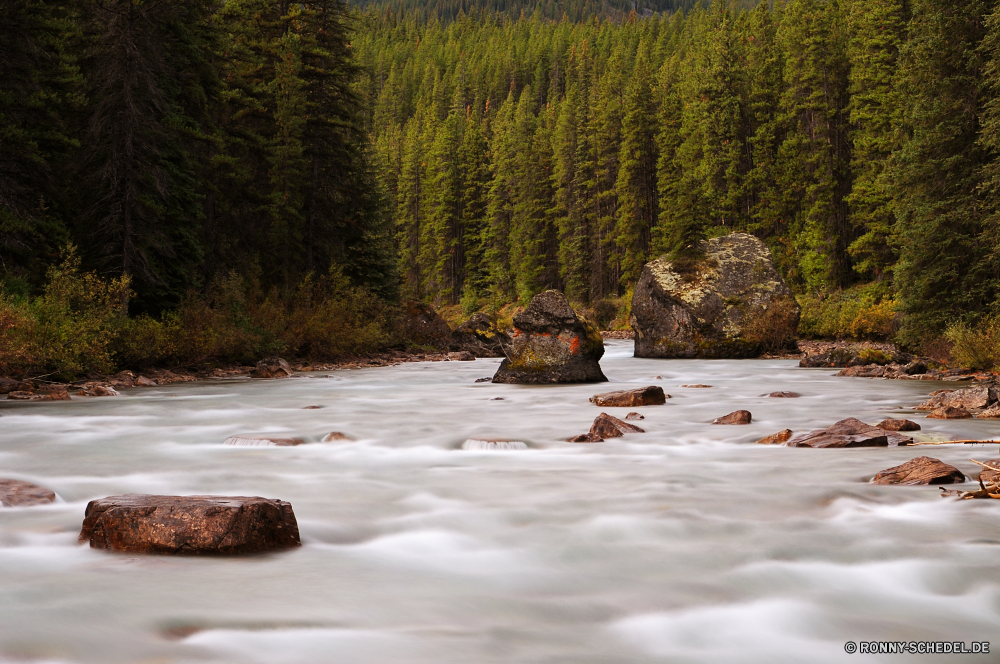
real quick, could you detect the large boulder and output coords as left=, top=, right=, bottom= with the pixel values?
left=630, top=233, right=799, bottom=358
left=79, top=495, right=301, bottom=555
left=492, top=291, right=607, bottom=384
left=451, top=313, right=509, bottom=357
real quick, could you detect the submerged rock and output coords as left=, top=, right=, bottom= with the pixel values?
left=224, top=435, right=304, bottom=447
left=756, top=429, right=793, bottom=445
left=567, top=433, right=605, bottom=443
left=461, top=438, right=528, bottom=450
left=871, top=457, right=965, bottom=485
left=767, top=391, right=800, bottom=398
left=589, top=386, right=667, bottom=407
left=79, top=495, right=301, bottom=555
left=492, top=290, right=607, bottom=384
left=0, top=479, right=56, bottom=507
left=712, top=410, right=752, bottom=425
left=786, top=417, right=905, bottom=448
left=321, top=432, right=349, bottom=442
left=876, top=418, right=921, bottom=431
left=630, top=232, right=799, bottom=359
left=251, top=357, right=293, bottom=379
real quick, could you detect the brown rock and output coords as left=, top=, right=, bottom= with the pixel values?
left=625, top=412, right=645, bottom=420
left=712, top=410, right=752, bottom=425
left=681, top=384, right=712, bottom=388
left=975, top=403, right=1000, bottom=419
left=136, top=376, right=157, bottom=387
left=567, top=433, right=604, bottom=443
left=589, top=412, right=645, bottom=439
left=302, top=405, right=322, bottom=409
left=871, top=456, right=966, bottom=485
left=0, top=378, right=33, bottom=394
left=876, top=418, right=921, bottom=431
left=589, top=386, right=667, bottom=407
left=321, top=432, right=349, bottom=442
left=224, top=435, right=304, bottom=447
left=786, top=417, right=895, bottom=448
left=926, top=406, right=971, bottom=419
left=977, top=458, right=1000, bottom=485
left=7, top=391, right=44, bottom=401
left=448, top=351, right=476, bottom=361
left=78, top=495, right=301, bottom=555
left=0, top=479, right=56, bottom=507
left=403, top=301, right=454, bottom=347
left=251, top=357, right=293, bottom=379
left=756, top=429, right=793, bottom=445
left=39, top=385, right=71, bottom=401
left=768, top=391, right=800, bottom=398
left=916, top=386, right=994, bottom=411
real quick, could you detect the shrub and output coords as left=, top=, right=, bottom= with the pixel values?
left=944, top=318, right=1000, bottom=370
left=741, top=298, right=799, bottom=353
left=797, top=286, right=899, bottom=340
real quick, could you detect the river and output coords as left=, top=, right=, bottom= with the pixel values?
left=1, top=340, right=998, bottom=663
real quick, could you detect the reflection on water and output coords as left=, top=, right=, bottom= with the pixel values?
left=1, top=341, right=998, bottom=663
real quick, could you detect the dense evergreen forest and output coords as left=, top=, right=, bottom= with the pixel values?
left=353, top=0, right=1000, bottom=348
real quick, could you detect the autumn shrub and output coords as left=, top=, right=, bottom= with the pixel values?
left=944, top=318, right=1000, bottom=371
left=797, top=286, right=899, bottom=340
left=742, top=298, right=800, bottom=353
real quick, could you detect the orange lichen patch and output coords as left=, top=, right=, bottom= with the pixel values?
left=569, top=336, right=581, bottom=354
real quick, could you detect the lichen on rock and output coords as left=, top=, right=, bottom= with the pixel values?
left=630, top=233, right=799, bottom=358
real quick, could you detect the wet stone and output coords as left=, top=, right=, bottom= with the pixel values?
left=756, top=429, right=793, bottom=445
left=589, top=386, right=667, bottom=408
left=767, top=391, right=800, bottom=398
left=588, top=413, right=645, bottom=439
left=712, top=410, right=752, bottom=425
left=0, top=479, right=56, bottom=507
left=871, top=456, right=966, bottom=485
left=224, top=435, right=305, bottom=447
left=786, top=418, right=897, bottom=448
left=625, top=412, right=645, bottom=420
left=926, top=406, right=972, bottom=419
left=876, top=418, right=921, bottom=431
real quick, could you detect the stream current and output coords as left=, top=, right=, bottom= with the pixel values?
left=1, top=340, right=999, bottom=663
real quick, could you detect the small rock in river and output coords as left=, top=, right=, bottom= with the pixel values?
left=462, top=438, right=527, bottom=450
left=926, top=406, right=972, bottom=419
left=490, top=397, right=505, bottom=401
left=448, top=351, right=476, bottom=361
left=7, top=391, right=44, bottom=401
left=77, top=384, right=119, bottom=397
left=475, top=377, right=492, bottom=383
left=321, top=432, right=349, bottom=442
left=871, top=456, right=965, bottom=485
left=0, top=479, right=56, bottom=507
left=756, top=429, right=793, bottom=445
left=79, top=494, right=301, bottom=555
left=251, top=357, right=293, bottom=379
left=224, top=435, right=304, bottom=447
left=876, top=418, right=921, bottom=431
left=975, top=403, right=1000, bottom=419
left=590, top=413, right=644, bottom=439
left=681, top=384, right=712, bottom=388
left=590, top=386, right=667, bottom=407
left=767, top=391, right=800, bottom=398
left=135, top=376, right=157, bottom=386
left=567, top=433, right=605, bottom=443
left=786, top=417, right=895, bottom=448
left=625, top=412, right=644, bottom=420
left=977, top=458, right=1000, bottom=484
left=302, top=405, right=322, bottom=409
left=712, top=410, right=752, bottom=425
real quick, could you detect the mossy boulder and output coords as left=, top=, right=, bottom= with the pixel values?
left=630, top=233, right=799, bottom=359
left=492, top=290, right=608, bottom=384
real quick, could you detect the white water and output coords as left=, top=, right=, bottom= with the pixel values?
left=1, top=340, right=999, bottom=663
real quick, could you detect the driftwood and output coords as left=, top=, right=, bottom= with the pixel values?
left=940, top=460, right=1000, bottom=500
left=907, top=439, right=1000, bottom=446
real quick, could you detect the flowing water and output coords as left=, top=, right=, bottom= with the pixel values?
left=1, top=340, right=999, bottom=663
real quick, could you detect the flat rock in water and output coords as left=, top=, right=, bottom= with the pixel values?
left=321, top=432, right=349, bottom=442
left=461, top=438, right=528, bottom=450
left=567, top=433, right=604, bottom=443
left=224, top=435, right=304, bottom=447
left=492, top=290, right=607, bottom=384
left=977, top=458, right=1000, bottom=484
left=589, top=413, right=644, bottom=439
left=78, top=495, right=301, bottom=555
left=681, top=384, right=712, bottom=388
left=448, top=351, right=476, bottom=361
left=7, top=391, right=45, bottom=401
left=589, top=386, right=667, bottom=407
left=630, top=233, right=799, bottom=358
left=625, top=412, right=644, bottom=420
left=926, top=406, right=971, bottom=419
left=712, top=410, right=752, bottom=425
left=251, top=357, right=293, bottom=379
left=871, top=456, right=966, bottom=485
left=768, top=391, right=800, bottom=398
left=0, top=479, right=56, bottom=507
left=916, top=386, right=995, bottom=411
left=77, top=384, right=119, bottom=397
left=756, top=429, right=793, bottom=445
left=876, top=418, right=921, bottom=431
left=786, top=417, right=900, bottom=448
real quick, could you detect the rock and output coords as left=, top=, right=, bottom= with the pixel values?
left=926, top=406, right=971, bottom=419
left=321, top=432, right=349, bottom=442
left=136, top=376, right=157, bottom=387
left=755, top=429, right=793, bottom=445
left=77, top=384, right=119, bottom=397
left=768, top=391, right=800, bottom=398
left=7, top=391, right=44, bottom=401
left=302, top=405, right=321, bottom=409
left=681, top=384, right=712, bottom=388
left=589, top=386, right=667, bottom=407
left=451, top=313, right=509, bottom=357
left=403, top=301, right=454, bottom=347
left=78, top=494, right=301, bottom=555
left=491, top=290, right=607, bottom=384
left=712, top=410, right=752, bottom=425
left=871, top=456, right=966, bottom=485
left=567, top=433, right=605, bottom=443
left=461, top=438, right=528, bottom=450
left=631, top=233, right=799, bottom=358
left=904, top=360, right=928, bottom=375
left=786, top=417, right=900, bottom=448
left=876, top=418, right=921, bottom=431
left=251, top=357, right=293, bottom=379
left=976, top=403, right=1000, bottom=419
left=625, top=412, right=645, bottom=420
left=801, top=345, right=912, bottom=369
left=589, top=412, right=645, bottom=439
left=40, top=385, right=71, bottom=401
left=224, top=435, right=305, bottom=446
left=977, top=458, right=1000, bottom=484
left=474, top=377, right=492, bottom=383
left=0, top=378, right=33, bottom=394
left=0, top=479, right=56, bottom=507
left=448, top=351, right=476, bottom=361
left=915, top=386, right=995, bottom=410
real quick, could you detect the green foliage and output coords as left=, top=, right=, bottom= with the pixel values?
left=797, top=285, right=899, bottom=340
left=944, top=318, right=1000, bottom=370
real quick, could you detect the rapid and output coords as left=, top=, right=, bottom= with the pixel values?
left=1, top=340, right=998, bottom=663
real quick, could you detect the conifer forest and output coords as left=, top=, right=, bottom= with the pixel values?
left=4, top=0, right=1000, bottom=373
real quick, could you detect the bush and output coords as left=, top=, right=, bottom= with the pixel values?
left=797, top=286, right=899, bottom=340
left=944, top=318, right=1000, bottom=370
left=741, top=298, right=799, bottom=353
